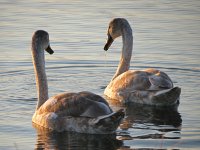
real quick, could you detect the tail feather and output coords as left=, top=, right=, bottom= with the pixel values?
left=152, top=87, right=181, bottom=106
left=94, top=109, right=125, bottom=132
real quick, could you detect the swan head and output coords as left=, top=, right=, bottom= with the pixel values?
left=104, top=18, right=131, bottom=51
left=32, top=30, right=54, bottom=54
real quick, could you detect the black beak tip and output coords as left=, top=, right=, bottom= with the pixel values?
left=45, top=45, right=54, bottom=55
left=49, top=50, right=54, bottom=55
left=104, top=46, right=108, bottom=51
left=104, top=34, right=113, bottom=51
left=104, top=44, right=109, bottom=51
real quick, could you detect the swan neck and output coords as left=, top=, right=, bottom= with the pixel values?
left=31, top=45, right=49, bottom=110
left=112, top=27, right=133, bottom=80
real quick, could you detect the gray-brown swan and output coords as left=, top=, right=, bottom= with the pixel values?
left=31, top=30, right=124, bottom=134
left=104, top=18, right=181, bottom=106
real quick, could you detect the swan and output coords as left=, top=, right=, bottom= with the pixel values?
left=103, top=18, right=181, bottom=106
left=31, top=30, right=124, bottom=134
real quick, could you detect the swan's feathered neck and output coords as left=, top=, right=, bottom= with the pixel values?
left=112, top=24, right=133, bottom=80
left=31, top=43, right=49, bottom=110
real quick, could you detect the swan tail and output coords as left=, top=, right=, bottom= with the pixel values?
left=152, top=87, right=181, bottom=106
left=93, top=109, right=125, bottom=133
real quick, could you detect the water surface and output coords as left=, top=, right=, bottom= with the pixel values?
left=0, top=0, right=200, bottom=149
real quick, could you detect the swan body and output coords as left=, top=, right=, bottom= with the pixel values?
left=104, top=18, right=181, bottom=106
left=31, top=30, right=124, bottom=134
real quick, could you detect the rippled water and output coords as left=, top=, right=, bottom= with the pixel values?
left=0, top=0, right=200, bottom=149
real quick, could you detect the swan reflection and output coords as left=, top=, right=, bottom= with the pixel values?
left=33, top=123, right=123, bottom=150
left=106, top=98, right=182, bottom=140
left=119, top=103, right=182, bottom=139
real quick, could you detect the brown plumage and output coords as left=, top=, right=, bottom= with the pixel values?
left=104, top=18, right=181, bottom=106
left=31, top=30, right=124, bottom=134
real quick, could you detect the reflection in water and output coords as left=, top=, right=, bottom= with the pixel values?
left=33, top=102, right=182, bottom=149
left=119, top=103, right=182, bottom=140
left=33, top=124, right=123, bottom=150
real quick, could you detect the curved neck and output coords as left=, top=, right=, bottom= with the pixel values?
left=32, top=44, right=49, bottom=110
left=112, top=26, right=133, bottom=80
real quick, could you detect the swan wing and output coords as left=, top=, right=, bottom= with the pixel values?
left=146, top=69, right=173, bottom=89
left=108, top=70, right=151, bottom=91
left=38, top=92, right=112, bottom=118
left=149, top=75, right=173, bottom=89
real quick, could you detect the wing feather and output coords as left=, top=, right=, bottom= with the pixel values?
left=38, top=92, right=112, bottom=118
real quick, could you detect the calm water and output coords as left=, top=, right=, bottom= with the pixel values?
left=0, top=0, right=200, bottom=149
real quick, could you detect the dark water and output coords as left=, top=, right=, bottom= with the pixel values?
left=0, top=0, right=200, bottom=149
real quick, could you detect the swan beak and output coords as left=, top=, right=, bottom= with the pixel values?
left=45, top=45, right=54, bottom=54
left=104, top=34, right=114, bottom=51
